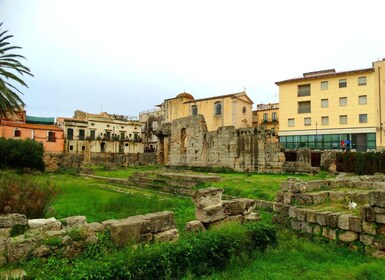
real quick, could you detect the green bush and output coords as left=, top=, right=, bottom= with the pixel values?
left=0, top=173, right=57, bottom=218
left=0, top=138, right=45, bottom=171
left=336, top=151, right=385, bottom=175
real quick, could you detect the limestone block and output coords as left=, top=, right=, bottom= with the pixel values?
left=195, top=204, right=226, bottom=223
left=374, top=207, right=385, bottom=214
left=306, top=210, right=317, bottom=224
left=369, top=191, right=385, bottom=207
left=86, top=222, right=104, bottom=233
left=0, top=214, right=27, bottom=228
left=272, top=203, right=289, bottom=216
left=0, top=238, right=5, bottom=256
left=222, top=198, right=256, bottom=216
left=377, top=224, right=385, bottom=235
left=373, top=238, right=385, bottom=250
left=288, top=206, right=297, bottom=218
left=0, top=269, right=27, bottom=279
left=33, top=245, right=51, bottom=257
left=300, top=222, right=313, bottom=233
left=101, top=219, right=119, bottom=229
left=296, top=208, right=307, bottom=222
left=275, top=192, right=284, bottom=203
left=227, top=215, right=244, bottom=223
left=338, top=214, right=352, bottom=230
left=255, top=200, right=274, bottom=210
left=351, top=193, right=369, bottom=205
left=0, top=228, right=11, bottom=238
left=338, top=231, right=358, bottom=243
left=5, top=237, right=38, bottom=263
left=372, top=250, right=385, bottom=259
left=243, top=212, right=261, bottom=222
left=349, top=216, right=363, bottom=233
left=375, top=214, right=385, bottom=224
left=185, top=220, right=206, bottom=232
left=313, top=225, right=321, bottom=235
left=153, top=229, right=179, bottom=243
left=361, top=205, right=375, bottom=222
left=28, top=217, right=62, bottom=231
left=316, top=211, right=332, bottom=226
left=143, top=211, right=176, bottom=233
left=360, top=234, right=374, bottom=246
left=191, top=187, right=224, bottom=209
left=43, top=229, right=67, bottom=239
left=291, top=220, right=301, bottom=231
left=294, top=194, right=313, bottom=205
left=312, top=192, right=329, bottom=205
left=86, top=235, right=99, bottom=245
left=283, top=193, right=293, bottom=204
left=322, top=228, right=337, bottom=240
left=109, top=217, right=151, bottom=247
left=62, top=216, right=87, bottom=228
left=326, top=212, right=341, bottom=228
left=0, top=255, right=6, bottom=267
left=363, top=221, right=377, bottom=235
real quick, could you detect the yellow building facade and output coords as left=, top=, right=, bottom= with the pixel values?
left=276, top=59, right=385, bottom=151
left=253, top=103, right=279, bottom=142
left=161, top=91, right=253, bottom=131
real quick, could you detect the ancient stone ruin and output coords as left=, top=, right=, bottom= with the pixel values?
left=185, top=187, right=260, bottom=231
left=0, top=211, right=178, bottom=267
left=273, top=174, right=385, bottom=257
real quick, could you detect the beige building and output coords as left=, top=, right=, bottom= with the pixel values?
left=253, top=103, right=279, bottom=142
left=139, top=108, right=164, bottom=152
left=57, top=110, right=143, bottom=154
left=160, top=91, right=254, bottom=132
left=276, top=59, right=385, bottom=151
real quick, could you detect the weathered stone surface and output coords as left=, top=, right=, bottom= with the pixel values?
left=329, top=191, right=347, bottom=203
left=320, top=151, right=337, bottom=172
left=86, top=222, right=104, bottom=233
left=243, top=212, right=261, bottom=222
left=291, top=220, right=301, bottom=231
left=143, top=211, right=176, bottom=233
left=372, top=250, right=385, bottom=259
left=306, top=210, right=317, bottom=224
left=363, top=221, right=377, bottom=235
left=338, top=231, right=358, bottom=242
left=191, top=187, right=224, bottom=209
left=255, top=200, right=274, bottom=210
left=377, top=224, right=385, bottom=235
left=109, top=216, right=151, bottom=247
left=222, top=198, right=256, bottom=216
left=0, top=269, right=27, bottom=280
left=272, top=203, right=289, bottom=216
left=6, top=237, right=38, bottom=263
left=294, top=194, right=313, bottom=205
left=62, top=216, right=87, bottom=228
left=326, top=212, right=341, bottom=228
left=288, top=206, right=297, bottom=218
left=316, top=211, right=332, bottom=226
left=0, top=228, right=11, bottom=238
left=28, top=217, right=62, bottom=231
left=0, top=214, right=27, bottom=228
left=195, top=204, right=226, bottom=223
left=297, top=208, right=307, bottom=222
left=369, top=191, right=385, bottom=207
left=375, top=214, right=385, bottom=224
left=85, top=235, right=99, bottom=245
left=373, top=238, right=385, bottom=250
left=361, top=205, right=375, bottom=222
left=312, top=192, right=329, bottom=205
left=153, top=228, right=179, bottom=243
left=338, top=214, right=352, bottom=230
left=185, top=220, right=206, bottom=232
left=283, top=193, right=293, bottom=204
left=101, top=219, right=119, bottom=229
left=33, top=245, right=51, bottom=257
left=322, top=228, right=337, bottom=240
left=360, top=234, right=374, bottom=246
left=374, top=207, right=385, bottom=214
left=349, top=216, right=363, bottom=233
left=227, top=214, right=244, bottom=223
left=300, top=222, right=313, bottom=234
left=313, top=225, right=321, bottom=235
left=275, top=192, right=284, bottom=203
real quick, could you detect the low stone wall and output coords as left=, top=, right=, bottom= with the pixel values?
left=0, top=211, right=178, bottom=267
left=185, top=188, right=260, bottom=231
left=273, top=175, right=385, bottom=257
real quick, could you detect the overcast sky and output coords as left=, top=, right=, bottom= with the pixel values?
left=1, top=0, right=385, bottom=118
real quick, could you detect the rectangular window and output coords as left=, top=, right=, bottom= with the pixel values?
left=297, top=84, right=311, bottom=97
left=359, top=114, right=368, bottom=123
left=79, top=129, right=85, bottom=140
left=339, top=79, right=347, bottom=88
left=304, top=117, right=311, bottom=126
left=67, top=128, right=73, bottom=140
left=358, top=76, right=367, bottom=86
left=120, top=132, right=125, bottom=139
left=298, top=101, right=311, bottom=113
left=321, top=116, right=329, bottom=125
left=14, top=129, right=21, bottom=137
left=288, top=118, right=295, bottom=127
left=321, top=81, right=328, bottom=90
left=48, top=131, right=56, bottom=142
left=272, top=112, right=277, bottom=121
left=106, top=131, right=111, bottom=139
left=321, top=99, right=329, bottom=108
left=263, top=113, right=268, bottom=122
left=152, top=121, right=158, bottom=130
left=339, top=115, right=348, bottom=124
left=339, top=97, right=347, bottom=106
left=359, top=95, right=367, bottom=105
left=90, top=130, right=96, bottom=140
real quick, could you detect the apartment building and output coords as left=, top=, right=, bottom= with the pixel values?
left=253, top=103, right=279, bottom=141
left=276, top=59, right=385, bottom=151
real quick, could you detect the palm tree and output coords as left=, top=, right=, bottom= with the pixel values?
left=0, top=22, right=33, bottom=118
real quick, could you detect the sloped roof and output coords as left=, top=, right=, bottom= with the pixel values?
left=184, top=91, right=254, bottom=104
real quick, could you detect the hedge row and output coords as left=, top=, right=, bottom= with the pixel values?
left=0, top=138, right=45, bottom=171
left=25, top=222, right=277, bottom=279
left=336, top=151, right=385, bottom=175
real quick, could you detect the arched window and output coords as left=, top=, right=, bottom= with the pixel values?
left=191, top=105, right=198, bottom=116
left=214, top=102, right=222, bottom=116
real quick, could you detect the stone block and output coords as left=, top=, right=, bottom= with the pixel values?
left=275, top=192, right=284, bottom=203
left=185, top=220, right=206, bottom=232
left=297, top=208, right=307, bottom=222
left=143, top=211, right=176, bottom=233
left=369, top=191, right=385, bottom=207
left=312, top=192, right=329, bottom=205
left=300, top=222, right=313, bottom=233
left=338, top=214, right=352, bottom=230
left=328, top=191, right=347, bottom=203
left=61, top=216, right=87, bottom=228
left=191, top=187, right=223, bottom=209
left=322, top=228, right=336, bottom=240
left=101, top=219, right=119, bottom=229
left=360, top=234, right=374, bottom=246
left=326, top=212, right=341, bottom=228
left=374, top=207, right=385, bottom=214
left=0, top=214, right=27, bottom=228
left=377, top=224, right=385, bottom=235
left=338, top=231, right=358, bottom=243
left=33, top=245, right=51, bottom=257
left=375, top=214, right=385, bottom=224
left=288, top=206, right=297, bottom=218
left=109, top=216, right=151, bottom=247
left=28, top=217, right=62, bottom=231
left=316, top=211, right=332, bottom=226
left=85, top=222, right=104, bottom=233
left=153, top=229, right=179, bottom=243
left=351, top=193, right=369, bottom=204
left=5, top=237, right=38, bottom=263
left=222, top=198, right=256, bottom=216
left=294, top=194, right=313, bottom=205
left=283, top=193, right=293, bottom=204
left=349, top=216, right=363, bottom=233
left=255, top=200, right=274, bottom=210
left=306, top=210, right=317, bottom=223
left=0, top=255, right=6, bottom=267
left=0, top=228, right=11, bottom=238
left=361, top=205, right=375, bottom=222
left=313, top=225, right=321, bottom=235
left=373, top=237, right=385, bottom=250
left=362, top=221, right=376, bottom=235
left=195, top=204, right=226, bottom=223
left=291, top=220, right=301, bottom=231
left=243, top=212, right=261, bottom=222
left=227, top=214, right=244, bottom=223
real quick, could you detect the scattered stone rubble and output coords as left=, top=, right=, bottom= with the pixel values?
left=185, top=187, right=260, bottom=231
left=0, top=211, right=178, bottom=267
left=273, top=174, right=385, bottom=257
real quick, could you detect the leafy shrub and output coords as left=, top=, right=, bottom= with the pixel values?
left=0, top=138, right=45, bottom=171
left=0, top=173, right=57, bottom=218
left=336, top=151, right=385, bottom=175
